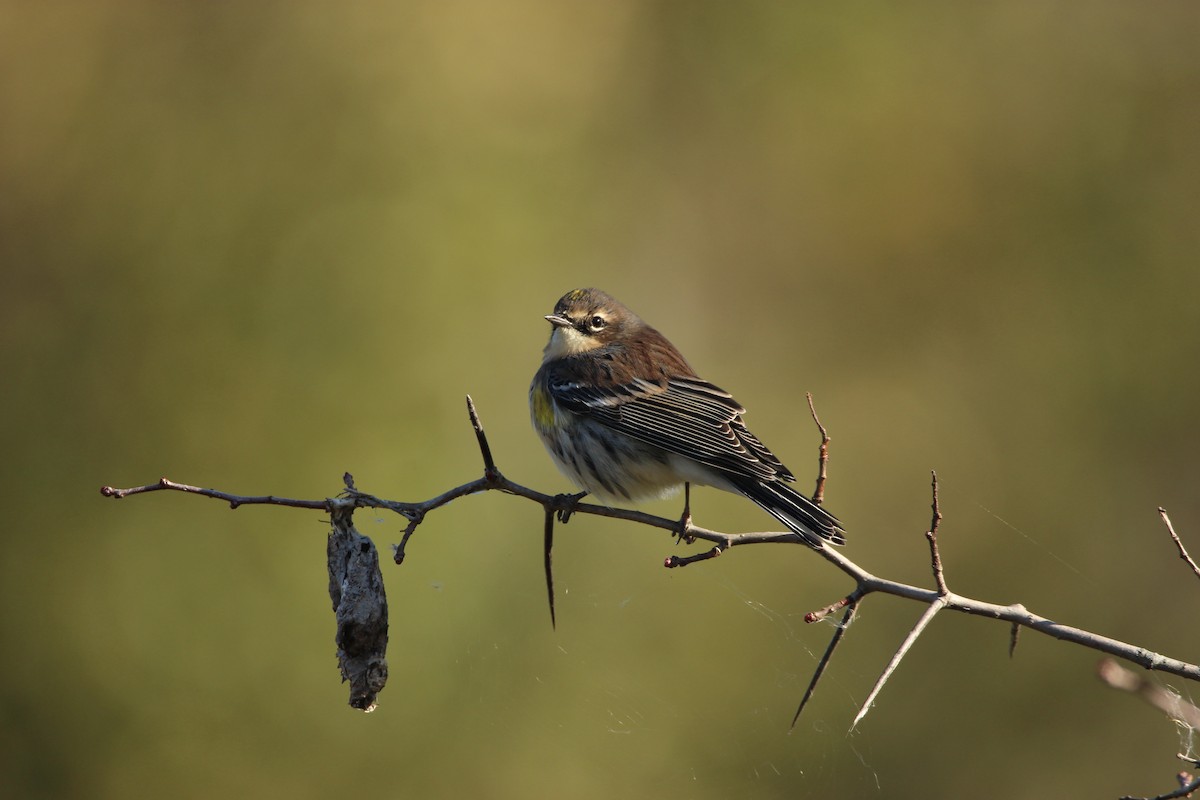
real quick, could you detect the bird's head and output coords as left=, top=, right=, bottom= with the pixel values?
left=542, top=288, right=639, bottom=359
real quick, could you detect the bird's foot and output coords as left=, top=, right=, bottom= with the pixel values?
left=552, top=491, right=588, bottom=524
left=674, top=483, right=696, bottom=545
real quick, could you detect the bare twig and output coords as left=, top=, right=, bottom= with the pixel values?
left=805, top=591, right=861, bottom=624
left=664, top=545, right=725, bottom=568
left=100, top=477, right=328, bottom=510
left=926, top=470, right=948, bottom=595
left=1160, top=508, right=1200, bottom=582
left=467, top=395, right=498, bottom=479
left=806, top=392, right=830, bottom=505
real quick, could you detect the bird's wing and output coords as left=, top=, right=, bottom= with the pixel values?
left=546, top=371, right=795, bottom=483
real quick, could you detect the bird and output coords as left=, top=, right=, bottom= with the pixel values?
left=529, top=287, right=845, bottom=547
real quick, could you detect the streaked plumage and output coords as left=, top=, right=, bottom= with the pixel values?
left=530, top=288, right=845, bottom=547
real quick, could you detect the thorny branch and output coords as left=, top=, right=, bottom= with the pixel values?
left=101, top=395, right=1200, bottom=737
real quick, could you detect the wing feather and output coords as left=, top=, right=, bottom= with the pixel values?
left=547, top=367, right=794, bottom=483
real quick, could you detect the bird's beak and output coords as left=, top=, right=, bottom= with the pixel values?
left=545, top=314, right=573, bottom=329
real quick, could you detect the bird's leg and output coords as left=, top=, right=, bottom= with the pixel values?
left=675, top=483, right=696, bottom=544
left=552, top=491, right=589, bottom=524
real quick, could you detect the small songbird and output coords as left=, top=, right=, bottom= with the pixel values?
left=529, top=288, right=845, bottom=546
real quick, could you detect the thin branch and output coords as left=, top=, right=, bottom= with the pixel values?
left=100, top=477, right=328, bottom=510
left=925, top=470, right=948, bottom=595
left=391, top=517, right=421, bottom=566
left=664, top=544, right=725, bottom=568
left=806, top=392, right=830, bottom=505
left=805, top=591, right=860, bottom=624
left=1160, top=507, right=1200, bottom=582
left=466, top=394, right=498, bottom=479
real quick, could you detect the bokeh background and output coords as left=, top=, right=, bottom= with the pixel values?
left=3, top=2, right=1199, bottom=798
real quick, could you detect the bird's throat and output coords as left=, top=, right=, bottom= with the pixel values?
left=543, top=326, right=603, bottom=360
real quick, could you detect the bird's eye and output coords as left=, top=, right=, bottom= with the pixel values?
left=589, top=315, right=607, bottom=331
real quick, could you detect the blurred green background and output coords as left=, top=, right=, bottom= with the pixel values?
left=3, top=2, right=1199, bottom=797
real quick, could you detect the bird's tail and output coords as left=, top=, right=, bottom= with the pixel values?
left=729, top=476, right=846, bottom=547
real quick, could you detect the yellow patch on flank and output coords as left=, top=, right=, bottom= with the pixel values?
left=531, top=384, right=557, bottom=431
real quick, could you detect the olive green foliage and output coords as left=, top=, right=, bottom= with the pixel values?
left=2, top=3, right=1198, bottom=798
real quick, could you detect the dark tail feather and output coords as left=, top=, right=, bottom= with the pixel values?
left=729, top=476, right=846, bottom=547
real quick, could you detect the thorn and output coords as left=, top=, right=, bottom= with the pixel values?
left=544, top=508, right=557, bottom=630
